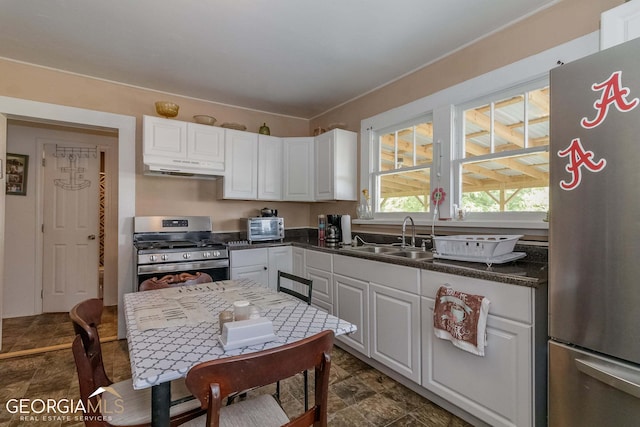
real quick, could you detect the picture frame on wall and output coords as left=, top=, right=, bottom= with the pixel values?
left=6, top=153, right=29, bottom=196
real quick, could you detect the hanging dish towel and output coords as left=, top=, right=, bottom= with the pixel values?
left=433, top=285, right=490, bottom=356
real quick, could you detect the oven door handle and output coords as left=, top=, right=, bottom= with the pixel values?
left=137, top=259, right=229, bottom=275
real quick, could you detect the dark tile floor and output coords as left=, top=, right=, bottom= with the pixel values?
left=0, top=307, right=471, bottom=427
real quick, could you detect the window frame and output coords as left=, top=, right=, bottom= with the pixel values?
left=358, top=32, right=600, bottom=230
left=453, top=78, right=550, bottom=221
left=371, top=114, right=434, bottom=220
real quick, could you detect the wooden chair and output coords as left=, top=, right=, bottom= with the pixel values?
left=276, top=270, right=313, bottom=409
left=70, top=298, right=204, bottom=427
left=277, top=271, right=313, bottom=304
left=183, top=330, right=334, bottom=427
left=139, top=272, right=214, bottom=291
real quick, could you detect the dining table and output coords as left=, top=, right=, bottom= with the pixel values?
left=123, top=278, right=357, bottom=427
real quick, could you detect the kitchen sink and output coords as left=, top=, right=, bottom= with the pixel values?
left=386, top=250, right=434, bottom=260
left=344, top=245, right=400, bottom=254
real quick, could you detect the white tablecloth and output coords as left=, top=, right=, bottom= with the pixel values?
left=124, top=278, right=357, bottom=390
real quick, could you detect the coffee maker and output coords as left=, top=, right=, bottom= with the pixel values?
left=326, top=214, right=342, bottom=245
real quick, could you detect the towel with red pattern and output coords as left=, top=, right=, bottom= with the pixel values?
left=433, top=285, right=490, bottom=356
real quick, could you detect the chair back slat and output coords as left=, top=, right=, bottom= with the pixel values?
left=277, top=271, right=313, bottom=305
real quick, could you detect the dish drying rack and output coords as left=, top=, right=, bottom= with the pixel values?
left=432, top=235, right=525, bottom=266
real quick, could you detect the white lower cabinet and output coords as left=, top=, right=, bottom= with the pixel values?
left=334, top=273, right=369, bottom=356
left=292, top=247, right=305, bottom=277
left=230, top=248, right=268, bottom=286
left=267, top=246, right=292, bottom=290
left=421, top=270, right=542, bottom=427
left=370, top=283, right=421, bottom=383
left=230, top=246, right=292, bottom=289
left=304, top=250, right=333, bottom=313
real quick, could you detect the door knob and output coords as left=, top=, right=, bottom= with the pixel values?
left=88, top=234, right=96, bottom=240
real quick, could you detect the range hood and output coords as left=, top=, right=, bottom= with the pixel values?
left=143, top=158, right=223, bottom=179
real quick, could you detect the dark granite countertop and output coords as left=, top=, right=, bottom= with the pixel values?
left=226, top=234, right=548, bottom=289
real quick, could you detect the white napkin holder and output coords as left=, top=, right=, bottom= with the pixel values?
left=219, top=317, right=276, bottom=351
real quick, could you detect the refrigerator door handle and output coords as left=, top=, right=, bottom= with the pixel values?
left=575, top=358, right=640, bottom=399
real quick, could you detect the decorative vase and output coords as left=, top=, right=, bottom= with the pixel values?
left=259, top=123, right=270, bottom=135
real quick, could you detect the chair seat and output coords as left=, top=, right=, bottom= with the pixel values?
left=181, top=394, right=290, bottom=427
left=105, top=378, right=201, bottom=426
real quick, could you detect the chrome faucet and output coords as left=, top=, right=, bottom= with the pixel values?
left=401, top=216, right=416, bottom=248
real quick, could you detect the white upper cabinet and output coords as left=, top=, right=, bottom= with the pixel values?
left=314, top=129, right=357, bottom=201
left=283, top=137, right=315, bottom=201
left=143, top=115, right=225, bottom=174
left=258, top=134, right=283, bottom=201
left=223, top=129, right=258, bottom=199
left=601, top=0, right=640, bottom=49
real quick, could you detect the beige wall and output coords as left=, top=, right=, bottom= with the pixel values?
left=0, top=59, right=311, bottom=231
left=0, top=0, right=623, bottom=232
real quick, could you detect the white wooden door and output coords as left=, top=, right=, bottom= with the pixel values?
left=187, top=123, right=225, bottom=171
left=223, top=129, right=258, bottom=199
left=0, top=114, right=6, bottom=347
left=369, top=282, right=421, bottom=382
left=42, top=142, right=99, bottom=312
left=258, top=135, right=283, bottom=200
left=314, top=132, right=334, bottom=200
left=334, top=273, right=369, bottom=356
left=267, top=246, right=292, bottom=290
left=283, top=137, right=314, bottom=201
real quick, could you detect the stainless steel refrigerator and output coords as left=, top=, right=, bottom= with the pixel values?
left=549, top=37, right=640, bottom=426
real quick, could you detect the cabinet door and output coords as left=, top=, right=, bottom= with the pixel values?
left=258, top=135, right=283, bottom=200
left=223, top=129, right=258, bottom=199
left=231, top=264, right=269, bottom=287
left=187, top=123, right=225, bottom=171
left=601, top=0, right=640, bottom=49
left=268, top=246, right=292, bottom=290
left=292, top=247, right=305, bottom=277
left=314, top=131, right=334, bottom=200
left=370, top=283, right=421, bottom=383
left=143, top=115, right=187, bottom=159
left=283, top=137, right=314, bottom=201
left=334, top=274, right=369, bottom=356
left=422, top=297, right=532, bottom=427
left=307, top=267, right=333, bottom=313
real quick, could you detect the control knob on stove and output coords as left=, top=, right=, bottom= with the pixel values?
left=183, top=253, right=191, bottom=259
left=161, top=254, right=169, bottom=261
left=203, top=251, right=212, bottom=258
left=149, top=255, right=157, bottom=262
left=213, top=250, right=221, bottom=257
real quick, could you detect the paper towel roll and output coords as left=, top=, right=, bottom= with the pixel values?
left=341, top=214, right=352, bottom=245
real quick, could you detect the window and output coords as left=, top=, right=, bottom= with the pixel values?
left=373, top=117, right=433, bottom=214
left=360, top=32, right=597, bottom=227
left=457, top=83, right=550, bottom=214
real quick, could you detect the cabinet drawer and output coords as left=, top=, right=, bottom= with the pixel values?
left=230, top=248, right=268, bottom=268
left=306, top=250, right=332, bottom=271
left=421, top=270, right=532, bottom=324
left=334, top=255, right=419, bottom=294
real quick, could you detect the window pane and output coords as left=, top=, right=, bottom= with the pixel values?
left=464, top=105, right=490, bottom=158
left=379, top=121, right=433, bottom=170
left=461, top=152, right=549, bottom=212
left=527, top=87, right=550, bottom=148
left=378, top=169, right=431, bottom=213
left=493, top=95, right=525, bottom=153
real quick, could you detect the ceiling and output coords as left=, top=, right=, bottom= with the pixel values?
left=0, top=0, right=557, bottom=119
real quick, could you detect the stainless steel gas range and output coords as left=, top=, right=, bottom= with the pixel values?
left=133, top=216, right=229, bottom=290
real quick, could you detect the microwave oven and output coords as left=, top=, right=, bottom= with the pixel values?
left=246, top=217, right=285, bottom=243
